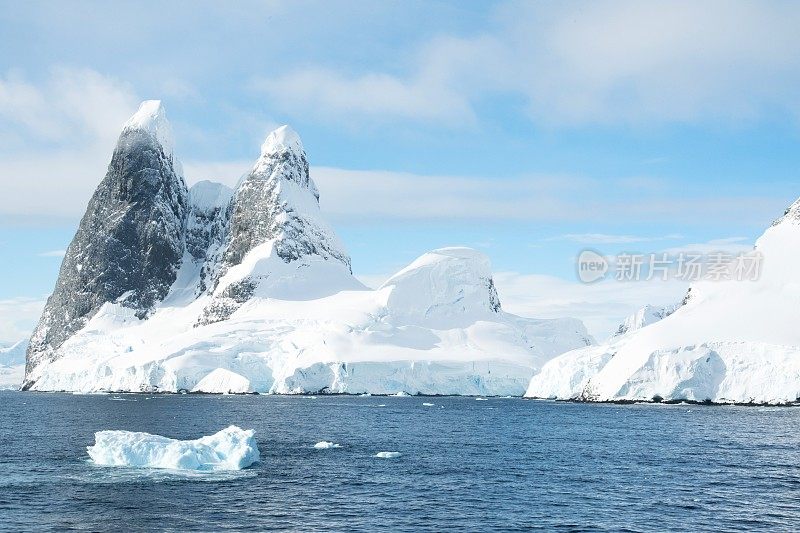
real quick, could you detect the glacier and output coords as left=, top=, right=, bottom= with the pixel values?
left=23, top=100, right=593, bottom=396
left=86, top=425, right=259, bottom=471
left=527, top=202, right=800, bottom=404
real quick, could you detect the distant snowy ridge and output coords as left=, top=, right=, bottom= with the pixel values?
left=1, top=339, right=28, bottom=367
left=527, top=203, right=800, bottom=404
left=23, top=101, right=593, bottom=396
left=0, top=340, right=27, bottom=390
left=611, top=303, right=679, bottom=339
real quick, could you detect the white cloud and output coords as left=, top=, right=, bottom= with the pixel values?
left=256, top=1, right=800, bottom=127
left=140, top=162, right=789, bottom=227
left=0, top=67, right=789, bottom=227
left=0, top=66, right=137, bottom=146
left=0, top=132, right=788, bottom=226
left=309, top=167, right=784, bottom=225
left=0, top=297, right=44, bottom=343
left=0, top=68, right=140, bottom=221
left=37, top=250, right=66, bottom=258
left=661, top=237, right=754, bottom=257
left=253, top=67, right=476, bottom=126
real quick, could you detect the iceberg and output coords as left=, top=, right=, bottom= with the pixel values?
left=313, top=441, right=341, bottom=449
left=374, top=451, right=401, bottom=458
left=86, top=425, right=259, bottom=471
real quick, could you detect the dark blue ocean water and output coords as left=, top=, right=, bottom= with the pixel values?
left=1, top=392, right=800, bottom=531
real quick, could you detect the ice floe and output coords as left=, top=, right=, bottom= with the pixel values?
left=313, top=441, right=341, bottom=449
left=374, top=451, right=401, bottom=458
left=86, top=425, right=259, bottom=471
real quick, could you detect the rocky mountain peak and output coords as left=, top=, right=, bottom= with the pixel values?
left=218, top=125, right=346, bottom=271
left=25, top=101, right=188, bottom=380
left=249, top=125, right=318, bottom=199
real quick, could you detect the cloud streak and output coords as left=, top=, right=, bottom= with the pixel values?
left=0, top=297, right=44, bottom=343
left=547, top=233, right=684, bottom=245
left=256, top=1, right=800, bottom=127
left=37, top=250, right=66, bottom=258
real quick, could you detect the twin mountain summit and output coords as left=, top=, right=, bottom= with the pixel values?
left=22, top=101, right=800, bottom=404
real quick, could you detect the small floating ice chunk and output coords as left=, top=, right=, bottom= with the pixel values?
left=374, top=451, right=401, bottom=459
left=313, top=441, right=341, bottom=449
left=86, top=425, right=259, bottom=471
left=393, top=391, right=410, bottom=397
left=422, top=403, right=435, bottom=407
left=475, top=397, right=488, bottom=401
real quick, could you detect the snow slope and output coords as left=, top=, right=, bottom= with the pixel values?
left=26, top=246, right=593, bottom=395
left=527, top=206, right=800, bottom=404
left=24, top=102, right=593, bottom=396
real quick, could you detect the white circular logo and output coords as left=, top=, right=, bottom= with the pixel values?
left=577, top=249, right=608, bottom=283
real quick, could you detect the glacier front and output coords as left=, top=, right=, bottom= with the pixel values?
left=23, top=101, right=593, bottom=396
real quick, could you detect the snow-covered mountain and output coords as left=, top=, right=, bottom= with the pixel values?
left=23, top=101, right=593, bottom=395
left=527, top=203, right=800, bottom=404
left=26, top=100, right=187, bottom=376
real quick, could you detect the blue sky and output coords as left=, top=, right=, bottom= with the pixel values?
left=2, top=0, right=800, bottom=340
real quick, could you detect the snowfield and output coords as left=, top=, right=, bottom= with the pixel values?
left=23, top=101, right=593, bottom=396
left=27, top=246, right=592, bottom=396
left=86, top=426, right=259, bottom=471
left=527, top=211, right=800, bottom=404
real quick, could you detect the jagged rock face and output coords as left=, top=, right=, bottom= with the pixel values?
left=186, top=182, right=231, bottom=262
left=26, top=118, right=187, bottom=376
left=186, top=181, right=233, bottom=293
left=220, top=126, right=351, bottom=276
left=772, top=197, right=800, bottom=226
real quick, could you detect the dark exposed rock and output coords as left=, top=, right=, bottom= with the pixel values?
left=26, top=115, right=187, bottom=377
left=195, top=278, right=257, bottom=326
left=487, top=278, right=502, bottom=312
left=186, top=181, right=233, bottom=293
left=219, top=126, right=351, bottom=277
left=198, top=126, right=352, bottom=318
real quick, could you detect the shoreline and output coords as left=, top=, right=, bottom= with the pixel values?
left=7, top=388, right=800, bottom=407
